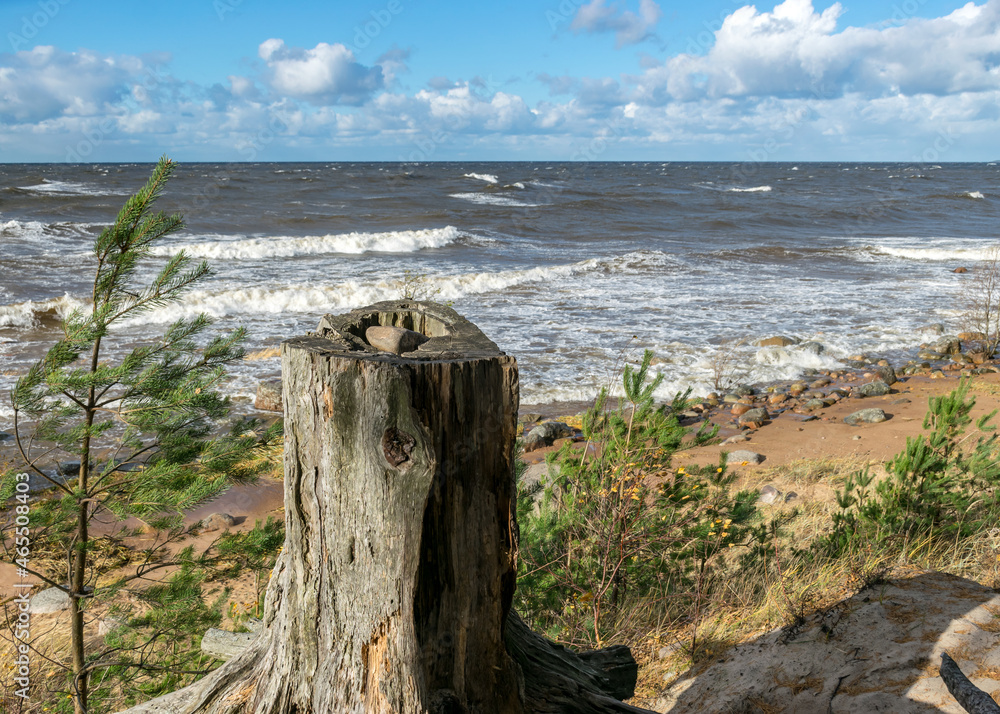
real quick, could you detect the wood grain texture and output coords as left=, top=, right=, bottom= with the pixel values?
left=116, top=302, right=648, bottom=714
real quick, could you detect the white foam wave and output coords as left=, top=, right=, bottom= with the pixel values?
left=967, top=191, right=985, bottom=199
left=507, top=182, right=526, bottom=189
left=871, top=245, right=996, bottom=262
left=462, top=173, right=498, bottom=184
left=18, top=180, right=128, bottom=196
left=124, top=251, right=672, bottom=325
left=149, top=227, right=461, bottom=260
left=1, top=219, right=46, bottom=237
left=449, top=193, right=541, bottom=208
left=0, top=294, right=88, bottom=328
left=728, top=185, right=773, bottom=193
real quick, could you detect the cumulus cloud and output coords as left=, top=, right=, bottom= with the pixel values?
left=258, top=39, right=383, bottom=105
left=375, top=45, right=411, bottom=85
left=571, top=0, right=662, bottom=47
left=4, top=2, right=1000, bottom=162
left=0, top=46, right=141, bottom=122
left=635, top=0, right=1000, bottom=103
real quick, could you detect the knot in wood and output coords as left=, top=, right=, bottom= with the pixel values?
left=382, top=427, right=415, bottom=467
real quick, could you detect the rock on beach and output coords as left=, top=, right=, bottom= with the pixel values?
left=726, top=450, right=764, bottom=466
left=844, top=408, right=887, bottom=426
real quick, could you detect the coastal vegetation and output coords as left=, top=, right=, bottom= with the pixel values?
left=0, top=158, right=280, bottom=714
left=515, top=361, right=1000, bottom=703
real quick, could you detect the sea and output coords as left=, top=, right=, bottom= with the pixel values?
left=1, top=161, right=998, bottom=425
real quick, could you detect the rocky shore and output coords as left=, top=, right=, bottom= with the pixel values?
left=516, top=330, right=1000, bottom=468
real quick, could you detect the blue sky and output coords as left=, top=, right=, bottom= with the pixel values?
left=0, top=0, right=998, bottom=161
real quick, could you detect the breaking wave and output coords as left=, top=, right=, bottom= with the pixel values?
left=0, top=294, right=88, bottom=328
left=462, top=173, right=498, bottom=184
left=150, top=227, right=462, bottom=260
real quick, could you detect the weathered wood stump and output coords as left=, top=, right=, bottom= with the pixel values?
left=118, top=301, right=648, bottom=714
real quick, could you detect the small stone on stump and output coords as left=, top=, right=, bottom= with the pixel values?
left=365, top=325, right=429, bottom=355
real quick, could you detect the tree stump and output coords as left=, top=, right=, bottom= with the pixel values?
left=118, top=301, right=648, bottom=714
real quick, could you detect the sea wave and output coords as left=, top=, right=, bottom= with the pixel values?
left=149, top=227, right=462, bottom=260
left=0, top=294, right=88, bottom=328
left=870, top=245, right=995, bottom=262
left=123, top=251, right=675, bottom=325
left=727, top=185, right=773, bottom=193
left=967, top=191, right=986, bottom=199
left=1, top=219, right=47, bottom=238
left=17, top=180, right=129, bottom=196
left=449, top=193, right=542, bottom=208
left=462, top=173, right=498, bottom=184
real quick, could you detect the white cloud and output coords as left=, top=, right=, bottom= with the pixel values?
left=637, top=0, right=1000, bottom=103
left=258, top=39, right=383, bottom=106
left=571, top=0, right=662, bottom=47
left=0, top=46, right=140, bottom=122
left=4, top=2, right=1000, bottom=162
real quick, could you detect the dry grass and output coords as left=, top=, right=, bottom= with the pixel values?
left=244, top=347, right=281, bottom=361
left=629, top=446, right=1000, bottom=704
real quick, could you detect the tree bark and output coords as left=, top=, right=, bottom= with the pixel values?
left=118, top=301, right=649, bottom=714
left=941, top=652, right=1000, bottom=714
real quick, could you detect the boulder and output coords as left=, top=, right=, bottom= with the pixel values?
left=798, top=341, right=825, bottom=356
left=958, top=331, right=986, bottom=341
left=57, top=461, right=81, bottom=477
left=523, top=421, right=575, bottom=452
left=953, top=266, right=969, bottom=273
left=526, top=421, right=573, bottom=443
left=365, top=325, right=429, bottom=355
left=872, top=365, right=898, bottom=385
left=0, top=431, right=12, bottom=442
left=933, top=336, right=963, bottom=355
left=757, top=336, right=797, bottom=347
left=29, top=587, right=71, bottom=615
left=738, top=408, right=769, bottom=427
left=254, top=379, right=283, bottom=412
left=800, top=399, right=826, bottom=412
left=652, top=571, right=1000, bottom=714
left=199, top=512, right=236, bottom=533
left=726, top=450, right=764, bottom=466
left=918, top=350, right=947, bottom=361
left=730, top=403, right=752, bottom=417
left=758, top=484, right=782, bottom=505
left=856, top=381, right=891, bottom=398
left=844, top=408, right=887, bottom=426
left=520, top=462, right=561, bottom=515
left=201, top=628, right=255, bottom=660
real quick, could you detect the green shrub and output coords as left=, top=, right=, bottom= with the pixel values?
left=515, top=350, right=763, bottom=649
left=819, top=379, right=1000, bottom=557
